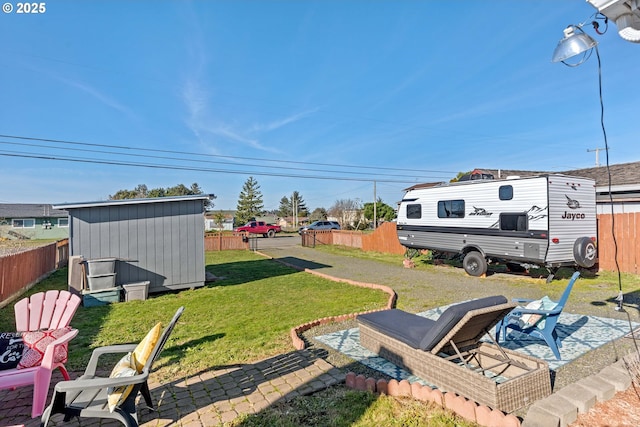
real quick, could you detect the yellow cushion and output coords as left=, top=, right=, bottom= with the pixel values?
left=132, top=322, right=162, bottom=373
left=106, top=322, right=162, bottom=412
left=107, top=352, right=137, bottom=412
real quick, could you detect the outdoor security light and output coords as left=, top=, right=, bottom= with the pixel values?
left=587, top=0, right=640, bottom=43
left=551, top=25, right=598, bottom=65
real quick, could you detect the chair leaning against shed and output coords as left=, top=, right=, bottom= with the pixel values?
left=357, top=295, right=552, bottom=413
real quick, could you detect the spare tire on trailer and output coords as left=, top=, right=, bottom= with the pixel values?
left=573, top=237, right=597, bottom=268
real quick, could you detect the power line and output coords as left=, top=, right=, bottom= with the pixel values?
left=0, top=150, right=431, bottom=184
left=0, top=133, right=456, bottom=175
left=0, top=139, right=442, bottom=180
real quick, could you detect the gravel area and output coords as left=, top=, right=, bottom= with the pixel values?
left=260, top=246, right=640, bottom=399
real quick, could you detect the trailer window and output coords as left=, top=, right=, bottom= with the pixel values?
left=406, top=204, right=421, bottom=219
left=499, top=185, right=513, bottom=200
left=500, top=213, right=527, bottom=231
left=438, top=200, right=465, bottom=218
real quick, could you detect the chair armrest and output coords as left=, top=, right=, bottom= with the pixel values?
left=84, top=343, right=137, bottom=376
left=512, top=298, right=535, bottom=304
left=510, top=307, right=562, bottom=316
left=41, top=329, right=79, bottom=370
left=54, top=371, right=149, bottom=393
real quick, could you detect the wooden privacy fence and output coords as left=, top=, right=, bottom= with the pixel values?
left=0, top=240, right=69, bottom=307
left=204, top=233, right=249, bottom=251
left=301, top=230, right=335, bottom=247
left=302, top=223, right=405, bottom=255
left=361, top=222, right=406, bottom=255
left=598, top=213, right=640, bottom=274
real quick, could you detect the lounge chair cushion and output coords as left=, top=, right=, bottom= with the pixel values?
left=359, top=296, right=509, bottom=352
left=17, top=327, right=72, bottom=369
left=419, top=296, right=508, bottom=351
left=358, top=309, right=436, bottom=349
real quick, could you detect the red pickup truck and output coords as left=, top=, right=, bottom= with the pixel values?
left=235, top=221, right=282, bottom=238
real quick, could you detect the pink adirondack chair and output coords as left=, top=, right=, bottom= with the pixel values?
left=0, top=290, right=81, bottom=418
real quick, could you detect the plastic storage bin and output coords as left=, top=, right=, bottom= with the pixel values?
left=122, top=281, right=150, bottom=301
left=87, top=273, right=117, bottom=291
left=82, top=287, right=121, bottom=307
left=85, top=258, right=117, bottom=276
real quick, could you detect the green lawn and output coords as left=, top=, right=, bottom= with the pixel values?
left=0, top=250, right=388, bottom=378
left=0, top=249, right=479, bottom=427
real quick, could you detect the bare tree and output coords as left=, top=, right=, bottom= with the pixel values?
left=328, top=199, right=361, bottom=229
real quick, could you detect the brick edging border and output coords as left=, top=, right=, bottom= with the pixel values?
left=343, top=373, right=522, bottom=427
left=255, top=251, right=522, bottom=426
left=253, top=250, right=397, bottom=350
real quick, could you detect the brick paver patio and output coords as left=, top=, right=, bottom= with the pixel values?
left=0, top=349, right=345, bottom=426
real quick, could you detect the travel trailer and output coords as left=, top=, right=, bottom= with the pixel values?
left=396, top=174, right=597, bottom=278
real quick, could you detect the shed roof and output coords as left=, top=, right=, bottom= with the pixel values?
left=0, top=203, right=68, bottom=218
left=53, top=194, right=211, bottom=210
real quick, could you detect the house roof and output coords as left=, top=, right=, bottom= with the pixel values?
left=0, top=203, right=68, bottom=218
left=485, top=161, right=640, bottom=187
left=402, top=161, right=640, bottom=203
left=53, top=194, right=212, bottom=210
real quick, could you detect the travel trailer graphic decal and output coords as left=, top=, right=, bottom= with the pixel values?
left=563, top=194, right=586, bottom=220
left=469, top=207, right=492, bottom=216
left=489, top=205, right=548, bottom=228
left=565, top=195, right=581, bottom=209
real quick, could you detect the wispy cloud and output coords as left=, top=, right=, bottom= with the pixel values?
left=251, top=109, right=318, bottom=133
left=56, top=76, right=137, bottom=120
left=180, top=36, right=315, bottom=153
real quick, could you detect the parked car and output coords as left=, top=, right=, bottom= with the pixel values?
left=298, top=220, right=341, bottom=234
left=234, top=221, right=282, bottom=238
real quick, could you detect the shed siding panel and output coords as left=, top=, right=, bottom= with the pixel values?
left=171, top=202, right=182, bottom=285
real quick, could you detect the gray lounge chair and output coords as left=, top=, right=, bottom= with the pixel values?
left=358, top=296, right=551, bottom=412
left=41, top=307, right=184, bottom=427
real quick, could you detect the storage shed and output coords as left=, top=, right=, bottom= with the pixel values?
left=53, top=195, right=210, bottom=294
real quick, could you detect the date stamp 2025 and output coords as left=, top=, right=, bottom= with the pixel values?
left=3, top=2, right=47, bottom=14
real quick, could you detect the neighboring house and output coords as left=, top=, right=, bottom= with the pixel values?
left=278, top=216, right=309, bottom=228
left=256, top=214, right=279, bottom=225
left=53, top=195, right=210, bottom=294
left=204, top=211, right=235, bottom=231
left=0, top=203, right=69, bottom=240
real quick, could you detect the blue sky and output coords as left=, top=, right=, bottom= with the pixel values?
left=1, top=1, right=638, bottom=212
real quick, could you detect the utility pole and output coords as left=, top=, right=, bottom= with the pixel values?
left=587, top=147, right=607, bottom=167
left=373, top=181, right=377, bottom=229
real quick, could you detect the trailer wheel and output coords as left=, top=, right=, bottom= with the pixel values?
left=574, top=237, right=597, bottom=268
left=463, top=251, right=487, bottom=277
left=267, top=229, right=275, bottom=238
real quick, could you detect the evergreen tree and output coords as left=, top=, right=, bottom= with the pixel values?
left=277, top=196, right=291, bottom=218
left=235, top=176, right=264, bottom=226
left=277, top=191, right=308, bottom=218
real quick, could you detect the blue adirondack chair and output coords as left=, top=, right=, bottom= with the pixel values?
left=495, top=271, right=581, bottom=360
